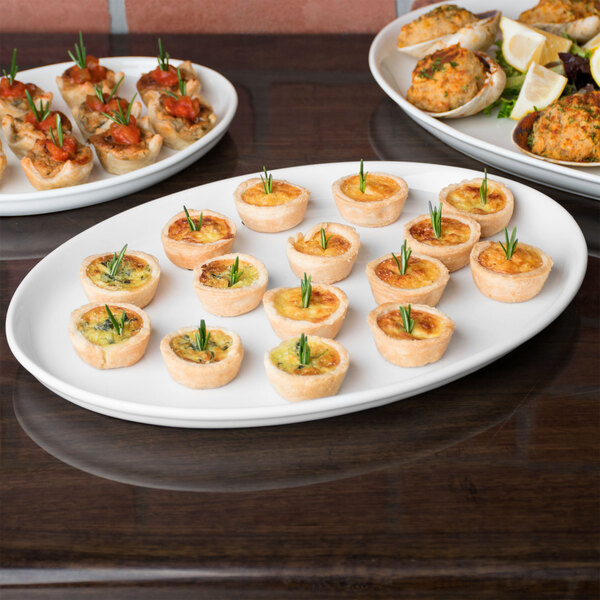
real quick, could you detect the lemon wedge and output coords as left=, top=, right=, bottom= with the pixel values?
left=510, top=63, right=568, bottom=120
left=591, top=48, right=600, bottom=87
left=536, top=28, right=573, bottom=64
left=583, top=32, right=600, bottom=51
left=500, top=17, right=546, bottom=72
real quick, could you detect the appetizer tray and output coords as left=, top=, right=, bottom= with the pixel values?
left=6, top=161, right=587, bottom=428
left=0, top=57, right=237, bottom=216
left=369, top=0, right=600, bottom=200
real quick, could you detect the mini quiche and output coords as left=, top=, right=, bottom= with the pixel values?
left=263, top=282, right=348, bottom=339
left=404, top=212, right=480, bottom=272
left=160, top=325, right=243, bottom=389
left=331, top=168, right=408, bottom=227
left=137, top=61, right=201, bottom=107
left=161, top=208, right=236, bottom=270
left=69, top=302, right=151, bottom=369
left=80, top=249, right=161, bottom=308
left=367, top=303, right=454, bottom=367
left=470, top=238, right=553, bottom=303
left=366, top=251, right=449, bottom=306
left=286, top=222, right=360, bottom=284
left=193, top=253, right=268, bottom=317
left=439, top=176, right=514, bottom=238
left=234, top=174, right=310, bottom=233
left=264, top=334, right=350, bottom=401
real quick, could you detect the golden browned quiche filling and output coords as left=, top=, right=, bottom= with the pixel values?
left=242, top=181, right=302, bottom=206
left=479, top=244, right=543, bottom=274
left=375, top=256, right=440, bottom=288
left=519, top=0, right=600, bottom=24
left=198, top=259, right=259, bottom=288
left=293, top=231, right=351, bottom=257
left=446, top=184, right=506, bottom=214
left=410, top=217, right=471, bottom=246
left=77, top=305, right=142, bottom=346
left=270, top=338, right=340, bottom=376
left=273, top=288, right=340, bottom=322
left=340, top=174, right=400, bottom=202
left=170, top=329, right=233, bottom=364
left=86, top=254, right=152, bottom=290
left=377, top=309, right=444, bottom=340
left=168, top=215, right=233, bottom=244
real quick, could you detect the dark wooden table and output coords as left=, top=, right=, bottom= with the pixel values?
left=1, top=34, right=598, bottom=599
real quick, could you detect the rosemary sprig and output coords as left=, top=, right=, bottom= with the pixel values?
left=107, top=244, right=128, bottom=278
left=480, top=168, right=488, bottom=206
left=260, top=165, right=273, bottom=194
left=48, top=114, right=64, bottom=148
left=359, top=158, right=368, bottom=193
left=68, top=32, right=86, bottom=70
left=101, top=93, right=138, bottom=126
left=157, top=38, right=170, bottom=71
left=399, top=304, right=414, bottom=334
left=25, top=90, right=50, bottom=123
left=105, top=304, right=126, bottom=336
left=392, top=240, right=412, bottom=275
left=429, top=201, right=443, bottom=239
left=177, top=67, right=186, bottom=96
left=320, top=227, right=333, bottom=250
left=297, top=333, right=310, bottom=366
left=228, top=256, right=241, bottom=287
left=94, top=75, right=124, bottom=104
left=499, top=227, right=518, bottom=260
left=301, top=273, right=312, bottom=308
left=183, top=206, right=202, bottom=232
left=193, top=320, right=210, bottom=352
left=3, top=48, right=18, bottom=86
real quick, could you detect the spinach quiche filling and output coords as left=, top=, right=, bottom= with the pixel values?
left=273, top=288, right=339, bottom=322
left=87, top=254, right=152, bottom=290
left=170, top=329, right=233, bottom=364
left=447, top=184, right=506, bottom=214
left=199, top=259, right=259, bottom=289
left=377, top=309, right=444, bottom=340
left=270, top=338, right=340, bottom=376
left=77, top=305, right=142, bottom=346
left=168, top=215, right=233, bottom=244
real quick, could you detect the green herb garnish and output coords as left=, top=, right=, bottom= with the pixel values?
left=157, top=38, right=170, bottom=71
left=392, top=240, right=412, bottom=275
left=359, top=158, right=368, bottom=193
left=399, top=304, right=414, bottom=334
left=320, top=227, right=333, bottom=250
left=297, top=333, right=310, bottom=366
left=94, top=75, right=124, bottom=105
left=193, top=320, right=210, bottom=352
left=101, top=93, right=137, bottom=126
left=301, top=273, right=312, bottom=308
left=25, top=89, right=50, bottom=123
left=429, top=201, right=442, bottom=239
left=107, top=244, right=128, bottom=278
left=48, top=114, right=64, bottom=148
left=68, top=32, right=87, bottom=70
left=499, top=227, right=518, bottom=260
left=228, top=256, right=241, bottom=287
left=3, top=48, right=18, bottom=86
left=177, top=67, right=186, bottom=96
left=480, top=168, right=488, bottom=206
left=183, top=206, right=202, bottom=232
left=260, top=165, right=273, bottom=194
left=105, top=304, right=126, bottom=336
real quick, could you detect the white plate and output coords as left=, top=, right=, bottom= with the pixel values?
left=369, top=0, right=600, bottom=199
left=6, top=161, right=587, bottom=428
left=0, top=57, right=238, bottom=216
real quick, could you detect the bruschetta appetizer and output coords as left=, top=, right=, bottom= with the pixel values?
left=265, top=333, right=350, bottom=401
left=0, top=49, right=52, bottom=119
left=193, top=253, right=268, bottom=317
left=161, top=207, right=236, bottom=269
left=470, top=227, right=553, bottom=302
left=160, top=321, right=244, bottom=389
left=57, top=33, right=124, bottom=109
left=69, top=302, right=151, bottom=369
left=332, top=160, right=408, bottom=227
left=21, top=115, right=93, bottom=190
left=234, top=167, right=310, bottom=233
left=286, top=222, right=360, bottom=284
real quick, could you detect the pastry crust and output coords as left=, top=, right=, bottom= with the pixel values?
left=160, top=326, right=244, bottom=389
left=403, top=213, right=481, bottom=272
left=68, top=302, right=151, bottom=369
left=332, top=171, right=408, bottom=227
left=470, top=241, right=553, bottom=302
left=56, top=67, right=124, bottom=109
left=79, top=250, right=161, bottom=308
left=0, top=139, right=6, bottom=180
left=264, top=335, right=350, bottom=401
left=161, top=209, right=236, bottom=270
left=71, top=99, right=142, bottom=140
left=367, top=303, right=454, bottom=367
left=90, top=116, right=162, bottom=175
left=439, top=177, right=514, bottom=238
left=0, top=85, right=52, bottom=120
left=366, top=252, right=449, bottom=306
left=263, top=283, right=348, bottom=339
left=286, top=222, right=360, bottom=284
left=193, top=252, right=268, bottom=316
left=137, top=60, right=201, bottom=106
left=234, top=177, right=310, bottom=233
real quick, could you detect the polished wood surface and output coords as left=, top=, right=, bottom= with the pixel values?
left=1, top=35, right=598, bottom=598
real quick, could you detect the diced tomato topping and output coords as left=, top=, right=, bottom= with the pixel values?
left=110, top=117, right=140, bottom=145
left=85, top=94, right=127, bottom=114
left=149, top=65, right=178, bottom=86
left=163, top=95, right=200, bottom=121
left=24, top=110, right=65, bottom=132
left=0, top=77, right=35, bottom=99
left=85, top=94, right=105, bottom=112
left=105, top=97, right=128, bottom=113
left=66, top=55, right=108, bottom=84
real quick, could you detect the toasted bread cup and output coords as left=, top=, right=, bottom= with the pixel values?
left=2, top=112, right=73, bottom=158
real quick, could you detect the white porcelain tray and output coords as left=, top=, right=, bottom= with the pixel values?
left=0, top=57, right=238, bottom=216
left=369, top=0, right=600, bottom=199
left=6, top=161, right=587, bottom=428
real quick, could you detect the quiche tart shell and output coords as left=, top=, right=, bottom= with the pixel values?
left=234, top=177, right=310, bottom=233
left=56, top=69, right=124, bottom=109
left=470, top=241, right=553, bottom=303
left=367, top=303, right=454, bottom=367
left=68, top=302, right=151, bottom=369
left=71, top=99, right=143, bottom=139
left=264, top=335, right=350, bottom=402
left=79, top=250, right=161, bottom=308
left=160, top=326, right=244, bottom=389
left=366, top=252, right=450, bottom=306
left=439, top=177, right=514, bottom=238
left=403, top=213, right=481, bottom=272
left=331, top=171, right=408, bottom=227
left=192, top=252, right=269, bottom=316
left=286, top=222, right=360, bottom=284
left=263, top=283, right=348, bottom=339
left=21, top=146, right=94, bottom=191
left=161, top=209, right=237, bottom=270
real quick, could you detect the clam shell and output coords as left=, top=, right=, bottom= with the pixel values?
left=512, top=110, right=600, bottom=167
left=398, top=11, right=501, bottom=59
left=532, top=15, right=600, bottom=43
left=424, top=52, right=506, bottom=119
